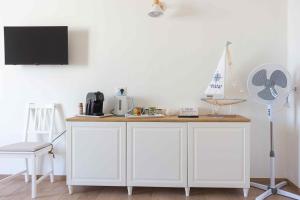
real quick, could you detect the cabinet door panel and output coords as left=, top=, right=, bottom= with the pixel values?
left=70, top=122, right=126, bottom=186
left=188, top=123, right=250, bottom=188
left=127, top=123, right=187, bottom=187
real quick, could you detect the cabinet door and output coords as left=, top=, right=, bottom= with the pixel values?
left=67, top=122, right=126, bottom=186
left=188, top=123, right=250, bottom=188
left=127, top=123, right=187, bottom=187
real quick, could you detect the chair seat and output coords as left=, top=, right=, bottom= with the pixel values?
left=0, top=142, right=52, bottom=152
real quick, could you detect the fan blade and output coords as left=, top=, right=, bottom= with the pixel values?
left=270, top=70, right=287, bottom=88
left=258, top=87, right=276, bottom=100
left=252, top=69, right=267, bottom=86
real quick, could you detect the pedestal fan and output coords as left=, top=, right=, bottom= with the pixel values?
left=247, top=64, right=300, bottom=200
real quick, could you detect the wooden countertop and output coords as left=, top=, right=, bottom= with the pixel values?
left=66, top=115, right=250, bottom=123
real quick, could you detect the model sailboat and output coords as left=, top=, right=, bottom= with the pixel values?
left=202, top=42, right=246, bottom=106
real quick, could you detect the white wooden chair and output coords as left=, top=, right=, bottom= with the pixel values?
left=0, top=103, right=56, bottom=199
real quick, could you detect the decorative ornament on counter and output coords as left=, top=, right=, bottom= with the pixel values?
left=201, top=41, right=246, bottom=115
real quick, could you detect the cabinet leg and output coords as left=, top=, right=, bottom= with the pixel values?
left=185, top=187, right=190, bottom=197
left=68, top=185, right=73, bottom=195
left=243, top=188, right=249, bottom=198
left=127, top=186, right=133, bottom=196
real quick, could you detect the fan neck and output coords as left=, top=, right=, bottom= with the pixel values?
left=267, top=104, right=273, bottom=122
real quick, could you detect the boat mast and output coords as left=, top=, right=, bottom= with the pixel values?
left=224, top=41, right=232, bottom=99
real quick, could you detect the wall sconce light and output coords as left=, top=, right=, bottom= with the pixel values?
left=148, top=0, right=165, bottom=17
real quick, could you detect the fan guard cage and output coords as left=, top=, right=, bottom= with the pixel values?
left=247, top=64, right=292, bottom=106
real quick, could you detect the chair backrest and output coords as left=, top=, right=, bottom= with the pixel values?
left=24, top=103, right=56, bottom=143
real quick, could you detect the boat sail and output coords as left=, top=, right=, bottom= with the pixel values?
left=202, top=41, right=246, bottom=106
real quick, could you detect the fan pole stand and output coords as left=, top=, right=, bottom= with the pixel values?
left=251, top=105, right=300, bottom=200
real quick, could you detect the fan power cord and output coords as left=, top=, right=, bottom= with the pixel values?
left=52, top=130, right=67, bottom=144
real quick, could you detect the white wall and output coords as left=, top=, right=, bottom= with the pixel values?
left=287, top=0, right=300, bottom=187
left=0, top=0, right=288, bottom=177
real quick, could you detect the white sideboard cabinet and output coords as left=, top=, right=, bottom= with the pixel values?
left=127, top=123, right=188, bottom=195
left=188, top=122, right=250, bottom=197
left=66, top=116, right=250, bottom=197
left=66, top=122, right=126, bottom=194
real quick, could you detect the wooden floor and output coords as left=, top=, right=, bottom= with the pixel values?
left=0, top=178, right=299, bottom=200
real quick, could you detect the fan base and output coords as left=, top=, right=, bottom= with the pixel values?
left=251, top=181, right=300, bottom=200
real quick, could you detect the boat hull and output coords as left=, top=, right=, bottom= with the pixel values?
left=201, top=98, right=246, bottom=106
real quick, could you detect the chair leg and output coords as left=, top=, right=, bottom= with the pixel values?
left=49, top=154, right=54, bottom=183
left=68, top=185, right=73, bottom=195
left=25, top=158, right=29, bottom=183
left=31, top=157, right=37, bottom=199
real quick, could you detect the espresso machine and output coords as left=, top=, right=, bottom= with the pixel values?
left=85, top=91, right=104, bottom=116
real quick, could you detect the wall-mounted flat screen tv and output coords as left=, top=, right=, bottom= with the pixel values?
left=4, top=26, right=68, bottom=65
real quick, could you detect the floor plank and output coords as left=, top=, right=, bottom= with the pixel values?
left=0, top=178, right=299, bottom=200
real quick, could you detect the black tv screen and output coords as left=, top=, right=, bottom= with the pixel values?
left=4, top=26, right=68, bottom=65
